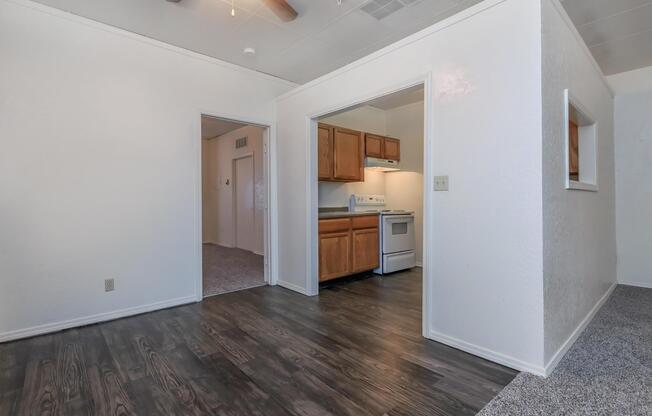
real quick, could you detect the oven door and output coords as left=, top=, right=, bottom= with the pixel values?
left=382, top=215, right=415, bottom=254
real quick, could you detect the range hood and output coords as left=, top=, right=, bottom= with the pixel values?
left=365, top=157, right=400, bottom=172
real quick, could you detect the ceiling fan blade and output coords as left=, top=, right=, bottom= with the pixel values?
left=262, top=0, right=298, bottom=22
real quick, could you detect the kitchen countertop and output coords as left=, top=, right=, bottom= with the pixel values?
left=318, top=211, right=379, bottom=219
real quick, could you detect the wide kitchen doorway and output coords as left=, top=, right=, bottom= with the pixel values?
left=312, top=81, right=431, bottom=333
left=200, top=115, right=271, bottom=297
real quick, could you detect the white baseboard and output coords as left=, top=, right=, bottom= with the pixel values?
left=618, top=280, right=652, bottom=289
left=543, top=282, right=617, bottom=376
left=0, top=295, right=196, bottom=343
left=428, top=329, right=546, bottom=376
left=277, top=279, right=313, bottom=296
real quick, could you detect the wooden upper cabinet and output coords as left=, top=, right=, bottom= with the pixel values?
left=568, top=120, right=579, bottom=180
left=318, top=124, right=333, bottom=181
left=365, top=133, right=384, bottom=158
left=333, top=127, right=364, bottom=182
left=364, top=133, right=400, bottom=161
left=383, top=137, right=400, bottom=161
left=318, top=123, right=399, bottom=182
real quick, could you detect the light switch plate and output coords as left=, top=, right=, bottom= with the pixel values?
left=434, top=175, right=449, bottom=191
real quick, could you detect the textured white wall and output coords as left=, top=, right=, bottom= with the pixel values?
left=612, top=92, right=652, bottom=289
left=276, top=0, right=545, bottom=372
left=203, top=125, right=265, bottom=254
left=0, top=0, right=293, bottom=341
left=541, top=0, right=617, bottom=367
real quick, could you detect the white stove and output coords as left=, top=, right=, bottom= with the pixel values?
left=349, top=194, right=416, bottom=274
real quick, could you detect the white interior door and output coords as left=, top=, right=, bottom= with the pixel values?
left=235, top=155, right=255, bottom=252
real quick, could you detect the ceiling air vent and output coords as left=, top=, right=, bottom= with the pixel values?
left=360, top=0, right=421, bottom=20
left=235, top=137, right=248, bottom=149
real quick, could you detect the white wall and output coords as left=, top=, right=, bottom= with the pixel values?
left=276, top=0, right=546, bottom=373
left=0, top=0, right=293, bottom=341
left=385, top=101, right=425, bottom=264
left=202, top=125, right=265, bottom=255
left=541, top=0, right=617, bottom=369
left=608, top=65, right=652, bottom=96
left=607, top=66, right=652, bottom=289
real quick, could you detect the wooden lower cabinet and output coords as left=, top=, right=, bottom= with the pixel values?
left=318, top=231, right=351, bottom=281
left=352, top=228, right=379, bottom=273
left=319, top=215, right=379, bottom=282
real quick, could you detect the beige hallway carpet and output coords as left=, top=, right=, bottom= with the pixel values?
left=479, top=285, right=652, bottom=415
left=202, top=243, right=265, bottom=297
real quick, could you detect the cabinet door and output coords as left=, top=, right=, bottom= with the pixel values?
left=365, top=133, right=384, bottom=158
left=383, top=137, right=400, bottom=161
left=319, top=231, right=351, bottom=281
left=352, top=228, right=379, bottom=273
left=318, top=124, right=333, bottom=180
left=333, top=127, right=364, bottom=181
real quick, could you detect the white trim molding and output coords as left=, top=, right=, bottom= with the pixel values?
left=0, top=295, right=196, bottom=343
left=428, top=329, right=547, bottom=376
left=543, top=282, right=617, bottom=376
left=277, top=279, right=312, bottom=296
left=564, top=89, right=599, bottom=192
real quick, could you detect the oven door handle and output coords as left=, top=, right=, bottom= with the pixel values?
left=383, top=215, right=414, bottom=222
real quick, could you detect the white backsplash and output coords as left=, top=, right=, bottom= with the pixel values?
left=318, top=170, right=386, bottom=207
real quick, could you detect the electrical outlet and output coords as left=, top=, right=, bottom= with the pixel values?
left=105, top=278, right=115, bottom=292
left=433, top=175, right=449, bottom=191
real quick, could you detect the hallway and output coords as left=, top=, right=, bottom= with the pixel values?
left=202, top=243, right=265, bottom=297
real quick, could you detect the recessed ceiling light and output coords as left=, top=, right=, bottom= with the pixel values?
left=243, top=47, right=256, bottom=56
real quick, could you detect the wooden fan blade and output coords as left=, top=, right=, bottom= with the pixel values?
left=262, top=0, right=298, bottom=22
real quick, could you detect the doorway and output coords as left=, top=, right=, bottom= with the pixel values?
left=200, top=115, right=270, bottom=297
left=309, top=78, right=432, bottom=336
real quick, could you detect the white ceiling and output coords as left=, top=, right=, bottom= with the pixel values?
left=561, top=0, right=652, bottom=75
left=31, top=0, right=481, bottom=84
left=201, top=116, right=247, bottom=139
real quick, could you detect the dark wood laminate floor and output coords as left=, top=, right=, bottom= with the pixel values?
left=0, top=268, right=517, bottom=416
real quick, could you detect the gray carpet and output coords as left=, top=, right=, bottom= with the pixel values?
left=202, top=243, right=265, bottom=297
left=479, top=285, right=652, bottom=416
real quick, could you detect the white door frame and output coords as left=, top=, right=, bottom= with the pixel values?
left=196, top=112, right=277, bottom=302
left=306, top=73, right=434, bottom=337
left=232, top=152, right=255, bottom=251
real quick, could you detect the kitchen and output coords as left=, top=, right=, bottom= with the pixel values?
left=316, top=86, right=424, bottom=285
